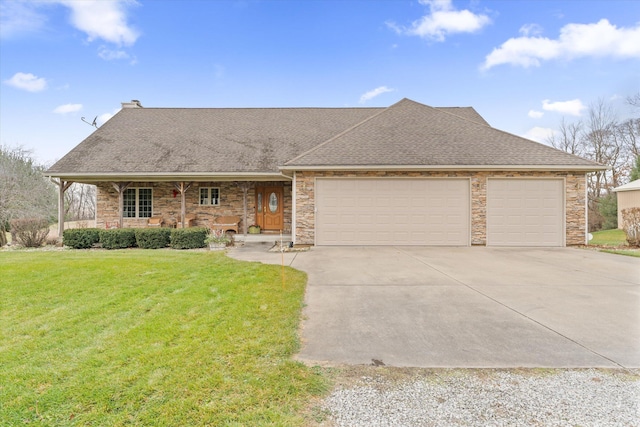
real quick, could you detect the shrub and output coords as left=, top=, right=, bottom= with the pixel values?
left=170, top=227, right=208, bottom=249
left=63, top=228, right=101, bottom=249
left=135, top=228, right=171, bottom=249
left=10, top=218, right=50, bottom=247
left=597, top=193, right=618, bottom=230
left=205, top=229, right=233, bottom=246
left=100, top=228, right=137, bottom=250
left=621, top=207, right=640, bottom=247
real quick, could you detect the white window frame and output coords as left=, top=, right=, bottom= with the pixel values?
left=199, top=187, right=220, bottom=206
left=123, top=187, right=153, bottom=218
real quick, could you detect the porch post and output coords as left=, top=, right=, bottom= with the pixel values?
left=51, top=178, right=73, bottom=238
left=111, top=182, right=131, bottom=228
left=174, top=182, right=193, bottom=228
left=239, top=183, right=250, bottom=235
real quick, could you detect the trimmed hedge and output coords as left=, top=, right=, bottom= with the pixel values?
left=135, top=228, right=171, bottom=249
left=63, top=227, right=209, bottom=250
left=170, top=227, right=208, bottom=249
left=99, top=229, right=137, bottom=250
left=63, top=228, right=101, bottom=249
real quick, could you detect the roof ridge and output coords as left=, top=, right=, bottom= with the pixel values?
left=283, top=99, right=416, bottom=166
left=121, top=106, right=385, bottom=111
left=435, top=106, right=490, bottom=126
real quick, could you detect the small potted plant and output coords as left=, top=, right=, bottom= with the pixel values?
left=248, top=224, right=261, bottom=234
left=206, top=229, right=231, bottom=250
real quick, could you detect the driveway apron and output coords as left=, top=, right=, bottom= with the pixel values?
left=228, top=246, right=640, bottom=368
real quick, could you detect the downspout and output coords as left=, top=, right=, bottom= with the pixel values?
left=585, top=172, right=589, bottom=245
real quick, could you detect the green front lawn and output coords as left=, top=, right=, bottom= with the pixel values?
left=0, top=250, right=326, bottom=426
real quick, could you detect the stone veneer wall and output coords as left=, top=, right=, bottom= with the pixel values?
left=294, top=171, right=587, bottom=246
left=96, top=181, right=292, bottom=232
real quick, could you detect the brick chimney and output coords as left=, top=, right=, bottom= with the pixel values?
left=121, top=99, right=143, bottom=108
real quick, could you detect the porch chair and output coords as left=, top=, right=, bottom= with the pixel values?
left=147, top=216, right=164, bottom=227
left=176, top=214, right=197, bottom=228
left=211, top=215, right=240, bottom=234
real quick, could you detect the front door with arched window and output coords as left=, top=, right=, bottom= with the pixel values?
left=255, top=186, right=283, bottom=232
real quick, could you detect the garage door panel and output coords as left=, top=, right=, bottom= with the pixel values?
left=316, top=178, right=469, bottom=246
left=487, top=179, right=563, bottom=247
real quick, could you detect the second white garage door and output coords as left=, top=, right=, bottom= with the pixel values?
left=487, top=179, right=564, bottom=246
left=315, top=178, right=470, bottom=246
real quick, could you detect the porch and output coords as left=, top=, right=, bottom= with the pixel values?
left=94, top=180, right=292, bottom=235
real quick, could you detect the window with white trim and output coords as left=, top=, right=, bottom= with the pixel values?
left=123, top=188, right=152, bottom=218
left=199, top=187, right=220, bottom=206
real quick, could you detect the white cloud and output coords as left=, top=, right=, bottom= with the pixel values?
left=4, top=72, right=47, bottom=92
left=388, top=0, right=491, bottom=42
left=359, top=86, right=394, bottom=104
left=523, top=126, right=556, bottom=143
left=0, top=1, right=48, bottom=39
left=98, top=46, right=130, bottom=60
left=542, top=99, right=586, bottom=116
left=58, top=0, right=139, bottom=46
left=528, top=110, right=544, bottom=119
left=519, top=23, right=543, bottom=37
left=483, top=19, right=640, bottom=69
left=53, top=103, right=83, bottom=114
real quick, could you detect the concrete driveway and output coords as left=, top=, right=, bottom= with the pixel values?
left=228, top=246, right=640, bottom=368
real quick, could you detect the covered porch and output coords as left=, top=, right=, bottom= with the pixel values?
left=94, top=180, right=293, bottom=234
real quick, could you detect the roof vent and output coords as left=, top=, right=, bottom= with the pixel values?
left=121, top=99, right=143, bottom=108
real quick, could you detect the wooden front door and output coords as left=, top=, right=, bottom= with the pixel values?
left=256, top=186, right=284, bottom=231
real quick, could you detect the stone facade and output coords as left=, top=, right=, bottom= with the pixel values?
left=294, top=170, right=587, bottom=246
left=96, top=181, right=292, bottom=232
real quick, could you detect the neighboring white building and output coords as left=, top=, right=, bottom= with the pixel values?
left=612, top=179, right=640, bottom=228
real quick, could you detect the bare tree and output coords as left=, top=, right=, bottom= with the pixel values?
left=547, top=118, right=584, bottom=156
left=0, top=145, right=57, bottom=245
left=65, top=183, right=96, bottom=221
left=582, top=98, right=623, bottom=197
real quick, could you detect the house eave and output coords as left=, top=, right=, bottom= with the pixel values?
left=44, top=171, right=292, bottom=183
left=279, top=164, right=607, bottom=172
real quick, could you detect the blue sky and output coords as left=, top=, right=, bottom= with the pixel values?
left=1, top=0, right=639, bottom=164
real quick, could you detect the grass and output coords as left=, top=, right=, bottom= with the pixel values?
left=0, top=250, right=326, bottom=426
left=601, top=249, right=640, bottom=258
left=587, top=229, right=640, bottom=257
left=588, top=228, right=627, bottom=246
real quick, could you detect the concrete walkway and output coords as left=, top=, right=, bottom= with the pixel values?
left=228, top=245, right=640, bottom=368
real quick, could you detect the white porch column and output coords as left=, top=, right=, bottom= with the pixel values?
left=291, top=172, right=297, bottom=245
left=111, top=182, right=131, bottom=228
left=51, top=179, right=73, bottom=238
left=173, top=182, right=193, bottom=228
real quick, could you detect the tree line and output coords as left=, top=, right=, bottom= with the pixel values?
left=547, top=94, right=640, bottom=230
left=0, top=145, right=95, bottom=246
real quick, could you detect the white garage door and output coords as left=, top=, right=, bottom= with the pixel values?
left=315, top=178, right=469, bottom=246
left=487, top=179, right=564, bottom=247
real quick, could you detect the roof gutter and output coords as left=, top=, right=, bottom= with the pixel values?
left=44, top=171, right=293, bottom=183
left=279, top=164, right=608, bottom=173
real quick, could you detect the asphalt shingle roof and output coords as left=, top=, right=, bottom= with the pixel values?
left=284, top=99, right=602, bottom=168
left=47, top=98, right=602, bottom=177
